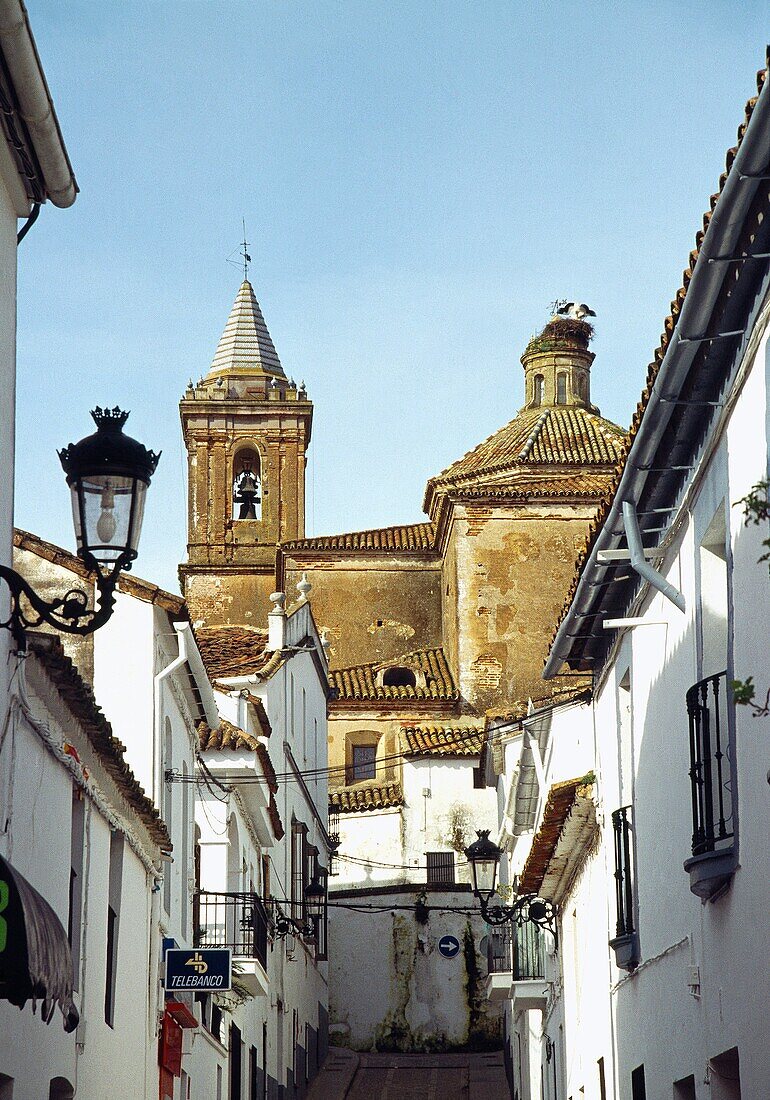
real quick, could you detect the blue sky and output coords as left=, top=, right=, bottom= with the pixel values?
left=14, top=2, right=768, bottom=593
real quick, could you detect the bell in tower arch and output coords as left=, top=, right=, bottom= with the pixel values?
left=233, top=450, right=261, bottom=521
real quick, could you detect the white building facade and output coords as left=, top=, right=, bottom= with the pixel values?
left=488, top=58, right=770, bottom=1100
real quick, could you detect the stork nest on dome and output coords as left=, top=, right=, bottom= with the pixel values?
left=524, top=316, right=594, bottom=356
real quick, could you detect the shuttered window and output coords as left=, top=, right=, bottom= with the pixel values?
left=426, top=852, right=455, bottom=886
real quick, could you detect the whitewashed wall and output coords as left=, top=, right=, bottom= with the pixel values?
left=328, top=887, right=499, bottom=1053
left=0, top=652, right=161, bottom=1099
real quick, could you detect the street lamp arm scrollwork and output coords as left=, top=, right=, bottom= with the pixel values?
left=0, top=562, right=121, bottom=650
left=476, top=891, right=558, bottom=938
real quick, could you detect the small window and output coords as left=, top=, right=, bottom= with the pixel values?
left=48, top=1081, right=74, bottom=1100
left=426, top=851, right=455, bottom=886
left=472, top=765, right=485, bottom=789
left=533, top=373, right=544, bottom=405
left=673, top=1076, right=697, bottom=1100
left=351, top=744, right=377, bottom=782
left=556, top=372, right=567, bottom=404
left=382, top=666, right=416, bottom=688
left=631, top=1065, right=647, bottom=1100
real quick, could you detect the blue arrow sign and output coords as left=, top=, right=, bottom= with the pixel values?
left=438, top=935, right=461, bottom=959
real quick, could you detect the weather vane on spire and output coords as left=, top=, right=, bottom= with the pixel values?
left=240, top=219, right=251, bottom=281
left=227, top=220, right=252, bottom=282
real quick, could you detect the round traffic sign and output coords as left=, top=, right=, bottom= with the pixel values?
left=438, top=934, right=461, bottom=959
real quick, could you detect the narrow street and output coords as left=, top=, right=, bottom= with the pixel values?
left=309, top=1049, right=511, bottom=1099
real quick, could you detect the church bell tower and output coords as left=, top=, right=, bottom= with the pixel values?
left=179, top=280, right=312, bottom=625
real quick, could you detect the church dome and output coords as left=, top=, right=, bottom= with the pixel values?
left=422, top=311, right=627, bottom=518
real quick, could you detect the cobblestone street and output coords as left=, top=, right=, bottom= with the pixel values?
left=309, top=1049, right=510, bottom=1099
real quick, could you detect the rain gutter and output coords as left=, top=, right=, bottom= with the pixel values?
left=544, top=73, right=770, bottom=678
left=0, top=0, right=77, bottom=207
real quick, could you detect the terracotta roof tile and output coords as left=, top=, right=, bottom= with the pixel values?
left=268, top=794, right=285, bottom=839
left=282, top=522, right=436, bottom=553
left=428, top=407, right=626, bottom=488
left=195, top=627, right=270, bottom=679
left=400, top=725, right=484, bottom=757
left=28, top=634, right=171, bottom=852
left=197, top=719, right=278, bottom=793
left=209, top=688, right=273, bottom=738
left=198, top=717, right=258, bottom=752
left=329, top=781, right=405, bottom=814
left=518, top=774, right=594, bottom=895
left=329, top=648, right=459, bottom=702
left=548, top=59, right=769, bottom=658
left=446, top=473, right=616, bottom=502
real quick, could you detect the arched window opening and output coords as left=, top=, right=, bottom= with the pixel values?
left=382, top=666, right=416, bottom=688
left=49, top=1078, right=75, bottom=1100
left=533, top=374, right=544, bottom=406
left=556, top=373, right=567, bottom=404
left=233, top=448, right=262, bottom=521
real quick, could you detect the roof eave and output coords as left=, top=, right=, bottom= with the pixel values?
left=544, top=69, right=770, bottom=679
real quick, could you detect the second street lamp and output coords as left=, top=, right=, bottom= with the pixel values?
left=464, top=829, right=558, bottom=938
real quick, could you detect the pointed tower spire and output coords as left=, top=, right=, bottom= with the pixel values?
left=207, top=280, right=286, bottom=380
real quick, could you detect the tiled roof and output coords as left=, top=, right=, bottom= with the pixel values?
left=197, top=719, right=278, bottom=793
left=429, top=406, right=626, bottom=487
left=268, top=795, right=285, bottom=840
left=208, top=279, right=285, bottom=378
left=329, top=649, right=459, bottom=702
left=549, top=59, right=769, bottom=658
left=195, top=627, right=270, bottom=679
left=198, top=716, right=257, bottom=752
left=445, top=473, right=615, bottom=501
left=400, top=725, right=484, bottom=757
left=518, top=774, right=594, bottom=895
left=14, top=529, right=186, bottom=615
left=28, top=634, right=171, bottom=852
left=329, top=782, right=405, bottom=814
left=282, top=522, right=436, bottom=553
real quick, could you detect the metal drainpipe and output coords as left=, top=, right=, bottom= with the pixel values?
left=153, top=622, right=189, bottom=807
left=16, top=200, right=39, bottom=243
left=622, top=500, right=685, bottom=613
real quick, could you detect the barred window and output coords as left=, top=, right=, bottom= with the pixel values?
left=426, top=851, right=455, bottom=886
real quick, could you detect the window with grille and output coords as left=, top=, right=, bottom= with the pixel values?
left=351, top=744, right=376, bottom=782
left=291, top=822, right=308, bottom=923
left=426, top=851, right=455, bottom=886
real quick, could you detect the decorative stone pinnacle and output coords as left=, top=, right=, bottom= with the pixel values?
left=269, top=591, right=286, bottom=611
left=297, top=573, right=312, bottom=600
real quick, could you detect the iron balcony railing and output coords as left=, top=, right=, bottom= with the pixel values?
left=686, top=671, right=734, bottom=857
left=194, top=891, right=269, bottom=971
left=611, top=807, right=635, bottom=938
left=487, top=919, right=546, bottom=980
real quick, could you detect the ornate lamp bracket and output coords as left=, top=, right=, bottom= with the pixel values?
left=480, top=892, right=558, bottom=941
left=0, top=558, right=125, bottom=653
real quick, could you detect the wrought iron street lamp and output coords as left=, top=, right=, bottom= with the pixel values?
left=303, top=876, right=325, bottom=922
left=0, top=407, right=159, bottom=650
left=273, top=877, right=327, bottom=942
left=464, top=830, right=558, bottom=937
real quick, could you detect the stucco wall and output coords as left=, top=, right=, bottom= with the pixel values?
left=448, top=503, right=598, bottom=710
left=328, top=887, right=500, bottom=1053
left=283, top=556, right=442, bottom=670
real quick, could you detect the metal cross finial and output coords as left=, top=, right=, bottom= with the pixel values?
left=241, top=218, right=251, bottom=282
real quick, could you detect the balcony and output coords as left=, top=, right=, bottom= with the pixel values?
left=608, top=807, right=639, bottom=971
left=194, top=891, right=269, bottom=996
left=484, top=921, right=550, bottom=1008
left=684, top=672, right=737, bottom=900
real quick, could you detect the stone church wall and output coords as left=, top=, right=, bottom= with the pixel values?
left=283, top=556, right=442, bottom=669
